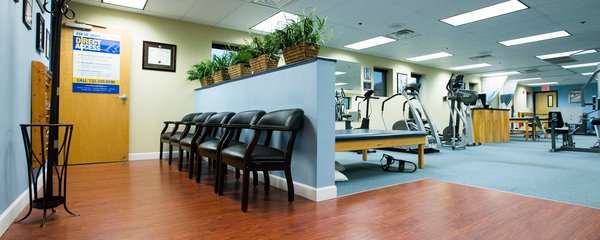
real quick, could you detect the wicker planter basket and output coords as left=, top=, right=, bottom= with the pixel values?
left=250, top=54, right=279, bottom=73
left=228, top=63, right=252, bottom=79
left=199, top=76, right=214, bottom=87
left=283, top=43, right=320, bottom=64
left=212, top=70, right=230, bottom=83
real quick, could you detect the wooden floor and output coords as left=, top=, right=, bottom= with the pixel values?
left=3, top=160, right=600, bottom=240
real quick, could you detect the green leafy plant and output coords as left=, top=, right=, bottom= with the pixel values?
left=249, top=33, right=281, bottom=60
left=212, top=52, right=233, bottom=71
left=187, top=60, right=215, bottom=81
left=231, top=44, right=253, bottom=65
left=275, top=10, right=331, bottom=48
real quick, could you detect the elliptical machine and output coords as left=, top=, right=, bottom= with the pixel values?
left=355, top=89, right=379, bottom=129
left=381, top=82, right=441, bottom=152
left=442, top=74, right=480, bottom=150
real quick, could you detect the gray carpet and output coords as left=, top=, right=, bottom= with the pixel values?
left=335, top=135, right=600, bottom=209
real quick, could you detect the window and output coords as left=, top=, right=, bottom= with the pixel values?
left=211, top=43, right=236, bottom=57
left=410, top=73, right=423, bottom=84
left=373, top=68, right=388, bottom=97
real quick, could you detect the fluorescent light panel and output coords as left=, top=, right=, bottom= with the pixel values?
left=499, top=30, right=571, bottom=46
left=251, top=11, right=298, bottom=33
left=510, top=77, right=541, bottom=81
left=102, top=0, right=147, bottom=9
left=450, top=63, right=491, bottom=70
left=344, top=36, right=396, bottom=50
left=527, top=82, right=558, bottom=86
left=561, top=62, right=600, bottom=69
left=581, top=72, right=594, bottom=76
left=335, top=82, right=348, bottom=86
left=482, top=71, right=521, bottom=77
left=536, top=49, right=597, bottom=59
left=407, top=52, right=453, bottom=61
left=440, top=0, right=529, bottom=26
left=335, top=72, right=346, bottom=75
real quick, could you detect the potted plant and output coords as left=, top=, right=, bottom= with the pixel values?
left=228, top=44, right=253, bottom=79
left=275, top=11, right=330, bottom=64
left=249, top=33, right=281, bottom=73
left=187, top=60, right=215, bottom=87
left=211, top=52, right=233, bottom=83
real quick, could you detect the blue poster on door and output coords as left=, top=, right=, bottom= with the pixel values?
left=72, top=30, right=121, bottom=94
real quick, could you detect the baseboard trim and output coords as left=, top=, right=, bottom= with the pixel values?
left=0, top=175, right=43, bottom=238
left=128, top=152, right=179, bottom=161
left=227, top=166, right=337, bottom=202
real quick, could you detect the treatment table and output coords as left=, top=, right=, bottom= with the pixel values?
left=335, top=129, right=428, bottom=168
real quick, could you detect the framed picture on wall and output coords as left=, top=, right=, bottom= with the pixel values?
left=396, top=73, right=407, bottom=93
left=363, top=81, right=372, bottom=90
left=36, top=13, right=45, bottom=53
left=45, top=28, right=50, bottom=59
left=569, top=90, right=581, bottom=103
left=142, top=41, right=177, bottom=72
left=364, top=67, right=371, bottom=80
left=22, top=0, right=33, bottom=30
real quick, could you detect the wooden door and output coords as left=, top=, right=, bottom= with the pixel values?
left=534, top=91, right=557, bottom=118
left=59, top=25, right=130, bottom=164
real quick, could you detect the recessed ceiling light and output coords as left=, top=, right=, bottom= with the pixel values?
left=250, top=11, right=298, bottom=33
left=499, top=30, right=571, bottom=46
left=335, top=72, right=347, bottom=75
left=344, top=36, right=396, bottom=50
left=482, top=71, right=521, bottom=77
left=450, top=63, right=491, bottom=70
left=561, top=62, right=600, bottom=69
left=407, top=52, right=453, bottom=61
left=440, top=0, right=529, bottom=26
left=536, top=49, right=597, bottom=59
left=510, top=77, right=541, bottom=81
left=527, top=82, right=559, bottom=86
left=102, top=0, right=147, bottom=9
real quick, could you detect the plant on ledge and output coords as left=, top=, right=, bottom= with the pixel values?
left=187, top=60, right=215, bottom=87
left=211, top=52, right=233, bottom=83
left=228, top=44, right=253, bottom=79
left=275, top=10, right=331, bottom=64
left=249, top=33, right=281, bottom=73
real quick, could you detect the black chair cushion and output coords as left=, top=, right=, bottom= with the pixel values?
left=180, top=136, right=193, bottom=147
left=253, top=109, right=304, bottom=131
left=221, top=144, right=285, bottom=163
left=161, top=132, right=173, bottom=140
left=592, top=118, right=600, bottom=125
left=226, top=110, right=266, bottom=128
left=198, top=139, right=243, bottom=153
left=169, top=132, right=184, bottom=142
left=545, top=127, right=570, bottom=134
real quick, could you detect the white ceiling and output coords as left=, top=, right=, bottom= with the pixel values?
left=74, top=0, right=600, bottom=85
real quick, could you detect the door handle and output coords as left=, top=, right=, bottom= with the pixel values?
left=117, top=94, right=128, bottom=102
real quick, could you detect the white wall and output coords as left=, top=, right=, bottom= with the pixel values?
left=513, top=85, right=533, bottom=115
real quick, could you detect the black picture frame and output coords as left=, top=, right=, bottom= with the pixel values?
left=396, top=73, right=407, bottom=94
left=45, top=28, right=50, bottom=59
left=568, top=90, right=581, bottom=103
left=142, top=41, right=177, bottom=72
left=22, top=0, right=33, bottom=30
left=36, top=13, right=45, bottom=53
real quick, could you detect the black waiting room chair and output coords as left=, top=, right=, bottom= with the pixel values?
left=179, top=112, right=216, bottom=177
left=218, top=108, right=304, bottom=212
left=191, top=112, right=235, bottom=182
left=160, top=113, right=200, bottom=162
left=197, top=110, right=266, bottom=192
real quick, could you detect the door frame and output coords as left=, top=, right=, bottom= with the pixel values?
left=533, top=90, right=558, bottom=115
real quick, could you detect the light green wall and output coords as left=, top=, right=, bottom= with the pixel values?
left=72, top=3, right=481, bottom=154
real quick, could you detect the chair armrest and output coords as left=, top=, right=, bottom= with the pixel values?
left=251, top=125, right=291, bottom=131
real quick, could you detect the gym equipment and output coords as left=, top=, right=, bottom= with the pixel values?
left=380, top=154, right=417, bottom=173
left=442, top=74, right=480, bottom=150
left=381, top=82, right=441, bottom=152
left=548, top=69, right=600, bottom=153
left=355, top=89, right=379, bottom=129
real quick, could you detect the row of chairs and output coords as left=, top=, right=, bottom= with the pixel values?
left=159, top=108, right=304, bottom=212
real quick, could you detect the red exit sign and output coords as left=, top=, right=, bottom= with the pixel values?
left=541, top=85, right=550, bottom=91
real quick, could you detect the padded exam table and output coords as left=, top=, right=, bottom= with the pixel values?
left=335, top=129, right=428, bottom=169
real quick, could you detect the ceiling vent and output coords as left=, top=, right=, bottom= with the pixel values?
left=249, top=0, right=296, bottom=9
left=386, top=29, right=420, bottom=40
left=519, top=68, right=541, bottom=74
left=543, top=56, right=577, bottom=64
left=469, top=54, right=494, bottom=61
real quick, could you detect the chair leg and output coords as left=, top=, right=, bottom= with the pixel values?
left=284, top=168, right=294, bottom=202
left=188, top=150, right=195, bottom=179
left=235, top=169, right=240, bottom=179
left=263, top=171, right=270, bottom=192
left=168, top=145, right=173, bottom=165
left=196, top=156, right=203, bottom=183
left=159, top=141, right=163, bottom=160
left=218, top=163, right=226, bottom=195
left=242, top=169, right=250, bottom=212
left=178, top=148, right=184, bottom=172
left=252, top=171, right=259, bottom=187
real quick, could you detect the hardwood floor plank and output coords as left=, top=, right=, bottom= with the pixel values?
left=2, top=160, right=600, bottom=240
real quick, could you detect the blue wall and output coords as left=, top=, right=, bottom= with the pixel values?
left=534, top=84, right=598, bottom=114
left=1, top=1, right=51, bottom=219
